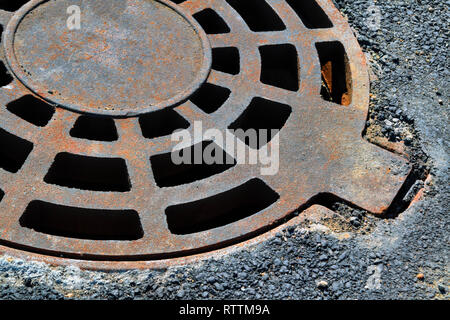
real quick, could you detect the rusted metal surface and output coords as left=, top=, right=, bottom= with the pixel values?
left=0, top=205, right=339, bottom=270
left=0, top=0, right=411, bottom=268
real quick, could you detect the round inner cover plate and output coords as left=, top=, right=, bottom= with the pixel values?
left=4, top=0, right=212, bottom=116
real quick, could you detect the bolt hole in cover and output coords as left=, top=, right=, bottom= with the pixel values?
left=0, top=0, right=410, bottom=268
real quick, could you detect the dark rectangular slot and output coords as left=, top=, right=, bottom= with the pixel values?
left=139, top=109, right=190, bottom=139
left=151, top=141, right=236, bottom=187
left=20, top=201, right=143, bottom=240
left=211, top=47, right=240, bottom=75
left=316, top=41, right=352, bottom=105
left=286, top=0, right=333, bottom=29
left=190, top=83, right=231, bottom=114
left=166, top=178, right=279, bottom=234
left=225, top=0, right=286, bottom=32
left=259, top=44, right=299, bottom=91
left=44, top=153, right=131, bottom=192
left=70, top=115, right=118, bottom=142
left=6, top=95, right=55, bottom=127
left=228, top=97, right=292, bottom=149
left=193, top=9, right=230, bottom=34
left=0, top=1, right=29, bottom=12
left=0, top=127, right=33, bottom=173
left=0, top=61, right=13, bottom=87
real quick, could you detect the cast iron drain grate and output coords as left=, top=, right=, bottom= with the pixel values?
left=0, top=0, right=411, bottom=267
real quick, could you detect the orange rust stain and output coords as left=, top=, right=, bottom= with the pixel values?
left=321, top=60, right=333, bottom=92
left=408, top=188, right=425, bottom=209
left=341, top=92, right=351, bottom=106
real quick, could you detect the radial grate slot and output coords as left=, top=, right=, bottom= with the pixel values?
left=167, top=0, right=187, bottom=4
left=225, top=0, right=286, bottom=32
left=151, top=141, right=236, bottom=187
left=229, top=97, right=292, bottom=148
left=316, top=41, right=352, bottom=106
left=0, top=61, right=13, bottom=87
left=166, top=178, right=279, bottom=234
left=285, top=0, right=333, bottom=29
left=6, top=95, right=55, bottom=127
left=211, top=47, right=240, bottom=75
left=139, top=109, right=190, bottom=139
left=259, top=44, right=299, bottom=91
left=70, top=115, right=118, bottom=142
left=190, top=83, right=231, bottom=114
left=0, top=1, right=29, bottom=12
left=0, top=188, right=4, bottom=202
left=193, top=9, right=230, bottom=34
left=0, top=127, right=33, bottom=173
left=20, top=201, right=143, bottom=240
left=44, top=153, right=131, bottom=192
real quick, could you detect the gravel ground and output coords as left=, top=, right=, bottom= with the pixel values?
left=0, top=0, right=448, bottom=300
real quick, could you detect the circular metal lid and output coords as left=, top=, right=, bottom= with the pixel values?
left=4, top=0, right=211, bottom=116
left=0, top=0, right=410, bottom=269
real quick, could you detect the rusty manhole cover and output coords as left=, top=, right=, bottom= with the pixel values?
left=0, top=0, right=410, bottom=268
